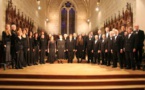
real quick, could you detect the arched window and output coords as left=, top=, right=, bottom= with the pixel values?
left=61, top=1, right=75, bottom=35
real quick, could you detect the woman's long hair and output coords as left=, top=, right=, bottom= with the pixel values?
left=5, top=24, right=11, bottom=36
left=76, top=35, right=83, bottom=46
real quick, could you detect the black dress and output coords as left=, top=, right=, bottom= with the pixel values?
left=48, top=41, right=56, bottom=63
left=76, top=42, right=85, bottom=63
left=15, top=36, right=24, bottom=69
left=2, top=31, right=11, bottom=63
left=57, top=39, right=65, bottom=59
left=22, top=35, right=29, bottom=66
left=28, top=37, right=34, bottom=65
left=33, top=37, right=39, bottom=64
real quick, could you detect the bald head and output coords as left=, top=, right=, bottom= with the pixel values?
left=134, top=25, right=139, bottom=31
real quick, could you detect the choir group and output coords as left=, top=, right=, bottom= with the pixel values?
left=2, top=23, right=145, bottom=70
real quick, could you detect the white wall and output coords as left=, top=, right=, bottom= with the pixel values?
left=135, top=0, right=145, bottom=31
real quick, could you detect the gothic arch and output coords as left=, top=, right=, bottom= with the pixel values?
left=59, top=0, right=78, bottom=35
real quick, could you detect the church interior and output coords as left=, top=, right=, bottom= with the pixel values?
left=0, top=0, right=145, bottom=89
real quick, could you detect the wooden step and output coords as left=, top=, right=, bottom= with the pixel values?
left=0, top=78, right=144, bottom=86
left=0, top=74, right=145, bottom=79
left=0, top=85, right=144, bottom=90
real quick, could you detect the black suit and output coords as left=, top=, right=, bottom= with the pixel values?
left=11, top=30, right=17, bottom=68
left=112, top=35, right=123, bottom=68
left=134, top=30, right=144, bottom=69
left=124, top=33, right=138, bottom=69
left=100, top=39, right=108, bottom=65
left=107, top=37, right=113, bottom=66
left=119, top=31, right=126, bottom=67
left=66, top=39, right=75, bottom=63
left=82, top=35, right=87, bottom=59
left=86, top=37, right=94, bottom=63
left=92, top=40, right=101, bottom=64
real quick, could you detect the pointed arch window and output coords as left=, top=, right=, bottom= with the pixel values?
left=61, top=1, right=75, bottom=35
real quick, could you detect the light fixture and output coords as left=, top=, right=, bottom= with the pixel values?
left=96, top=0, right=100, bottom=12
left=38, top=6, right=41, bottom=10
left=87, top=19, right=90, bottom=23
left=96, top=7, right=99, bottom=11
left=46, top=18, right=49, bottom=22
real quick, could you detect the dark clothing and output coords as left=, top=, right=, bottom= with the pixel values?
left=2, top=31, right=11, bottom=64
left=82, top=35, right=87, bottom=59
left=119, top=31, right=126, bottom=67
left=33, top=38, right=39, bottom=64
left=86, top=37, right=94, bottom=63
left=15, top=36, right=24, bottom=69
left=107, top=37, right=113, bottom=66
left=64, top=38, right=68, bottom=59
left=112, top=35, right=123, bottom=68
left=76, top=42, right=85, bottom=63
left=100, top=39, right=108, bottom=64
left=134, top=30, right=144, bottom=69
left=39, top=38, right=47, bottom=64
left=57, top=39, right=65, bottom=59
left=22, top=36, right=29, bottom=66
left=48, top=41, right=56, bottom=63
left=11, top=30, right=17, bottom=68
left=66, top=39, right=75, bottom=63
left=27, top=37, right=34, bottom=65
left=93, top=40, right=101, bottom=64
left=124, top=33, right=138, bottom=69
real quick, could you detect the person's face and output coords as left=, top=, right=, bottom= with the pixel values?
left=105, top=28, right=109, bottom=32
left=41, top=31, right=45, bottom=35
left=30, top=32, right=33, bottom=36
left=127, top=28, right=132, bottom=34
left=51, top=36, right=54, bottom=40
left=102, top=35, right=105, bottom=39
left=6, top=24, right=10, bottom=30
left=73, top=33, right=76, bottom=37
left=69, top=35, right=72, bottom=39
left=59, top=35, right=62, bottom=39
left=11, top=25, right=16, bottom=30
left=35, top=33, right=38, bottom=37
left=41, top=35, right=44, bottom=38
left=134, top=25, right=139, bottom=30
left=98, top=30, right=101, bottom=34
left=95, top=36, right=98, bottom=40
left=121, top=26, right=125, bottom=31
left=23, top=30, right=26, bottom=34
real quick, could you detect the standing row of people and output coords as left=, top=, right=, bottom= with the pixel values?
left=2, top=23, right=144, bottom=70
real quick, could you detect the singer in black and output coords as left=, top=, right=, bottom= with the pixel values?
left=48, top=36, right=56, bottom=64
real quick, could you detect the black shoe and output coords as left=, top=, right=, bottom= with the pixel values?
left=125, top=67, right=131, bottom=69
left=61, top=61, right=63, bottom=64
left=112, top=66, right=117, bottom=68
